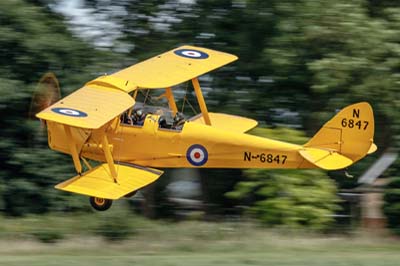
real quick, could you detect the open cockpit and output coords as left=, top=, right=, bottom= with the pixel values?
left=120, top=102, right=187, bottom=131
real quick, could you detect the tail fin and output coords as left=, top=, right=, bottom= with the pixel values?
left=301, top=102, right=376, bottom=170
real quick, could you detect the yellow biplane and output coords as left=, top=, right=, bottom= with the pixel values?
left=35, top=46, right=377, bottom=211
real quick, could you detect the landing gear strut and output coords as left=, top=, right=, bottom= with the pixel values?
left=89, top=197, right=113, bottom=211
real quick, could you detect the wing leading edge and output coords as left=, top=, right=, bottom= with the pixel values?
left=111, top=45, right=238, bottom=89
left=36, top=85, right=134, bottom=129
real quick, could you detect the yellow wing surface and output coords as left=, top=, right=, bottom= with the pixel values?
left=56, top=163, right=163, bottom=199
left=36, top=85, right=134, bottom=129
left=190, top=113, right=258, bottom=133
left=111, top=45, right=238, bottom=89
left=36, top=45, right=237, bottom=128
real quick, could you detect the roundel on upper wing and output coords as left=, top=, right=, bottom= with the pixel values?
left=51, top=107, right=88, bottom=117
left=174, top=49, right=209, bottom=59
left=186, top=144, right=208, bottom=166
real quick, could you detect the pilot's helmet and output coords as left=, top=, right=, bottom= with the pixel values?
left=136, top=109, right=143, bottom=117
left=174, top=112, right=184, bottom=122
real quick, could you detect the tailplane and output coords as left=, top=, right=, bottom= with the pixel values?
left=301, top=102, right=376, bottom=170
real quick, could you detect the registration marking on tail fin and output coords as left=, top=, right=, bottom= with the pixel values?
left=305, top=102, right=376, bottom=163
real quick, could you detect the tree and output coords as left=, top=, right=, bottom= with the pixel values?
left=0, top=0, right=117, bottom=215
left=259, top=0, right=400, bottom=193
left=264, top=0, right=400, bottom=148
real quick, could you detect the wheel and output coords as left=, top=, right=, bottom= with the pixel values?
left=89, top=197, right=112, bottom=211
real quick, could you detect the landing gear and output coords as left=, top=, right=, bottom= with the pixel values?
left=89, top=197, right=113, bottom=211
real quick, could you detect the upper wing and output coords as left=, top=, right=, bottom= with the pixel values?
left=36, top=85, right=134, bottom=129
left=37, top=45, right=237, bottom=128
left=111, top=45, right=238, bottom=89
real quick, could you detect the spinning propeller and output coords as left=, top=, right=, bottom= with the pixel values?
left=29, top=72, right=61, bottom=121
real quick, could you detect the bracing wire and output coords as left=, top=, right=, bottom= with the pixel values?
left=181, top=82, right=198, bottom=115
left=143, top=89, right=150, bottom=107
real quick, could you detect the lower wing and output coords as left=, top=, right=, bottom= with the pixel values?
left=56, top=163, right=163, bottom=199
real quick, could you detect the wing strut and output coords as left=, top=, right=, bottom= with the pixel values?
left=101, top=134, right=118, bottom=183
left=63, top=124, right=118, bottom=183
left=165, top=87, right=178, bottom=115
left=192, top=78, right=211, bottom=125
left=64, top=125, right=83, bottom=174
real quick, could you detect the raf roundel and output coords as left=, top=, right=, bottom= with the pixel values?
left=186, top=144, right=208, bottom=166
left=51, top=107, right=88, bottom=117
left=174, top=49, right=209, bottom=59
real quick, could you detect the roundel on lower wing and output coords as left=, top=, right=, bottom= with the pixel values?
left=186, top=144, right=208, bottom=166
left=174, top=49, right=209, bottom=59
left=51, top=107, right=88, bottom=117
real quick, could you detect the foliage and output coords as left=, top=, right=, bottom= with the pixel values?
left=31, top=228, right=64, bottom=243
left=264, top=0, right=400, bottom=149
left=0, top=205, right=150, bottom=242
left=0, top=0, right=118, bottom=215
left=95, top=208, right=138, bottom=241
left=228, top=169, right=339, bottom=230
left=383, top=177, right=400, bottom=235
left=248, top=127, right=308, bottom=145
left=227, top=127, right=340, bottom=230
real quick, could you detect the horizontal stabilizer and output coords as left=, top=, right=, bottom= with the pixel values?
left=299, top=147, right=353, bottom=170
left=55, top=163, right=163, bottom=199
left=190, top=112, right=258, bottom=133
left=368, top=143, right=378, bottom=154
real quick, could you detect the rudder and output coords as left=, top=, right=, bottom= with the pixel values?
left=305, top=102, right=376, bottom=163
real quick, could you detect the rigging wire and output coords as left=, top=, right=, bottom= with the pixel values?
left=181, top=83, right=198, bottom=115
left=137, top=85, right=199, bottom=116
left=142, top=89, right=151, bottom=107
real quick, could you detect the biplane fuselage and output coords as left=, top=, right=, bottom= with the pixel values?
left=112, top=116, right=307, bottom=169
left=47, top=112, right=312, bottom=170
left=37, top=45, right=376, bottom=210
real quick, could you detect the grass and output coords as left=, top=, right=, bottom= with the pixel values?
left=1, top=233, right=400, bottom=266
left=0, top=206, right=399, bottom=266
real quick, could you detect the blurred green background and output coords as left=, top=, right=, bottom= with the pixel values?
left=1, top=0, right=400, bottom=265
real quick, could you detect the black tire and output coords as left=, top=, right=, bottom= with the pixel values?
left=89, top=197, right=113, bottom=211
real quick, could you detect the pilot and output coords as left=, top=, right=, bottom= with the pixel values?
left=158, top=116, right=168, bottom=129
left=172, top=112, right=185, bottom=130
left=121, top=111, right=133, bottom=125
left=132, top=109, right=145, bottom=126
